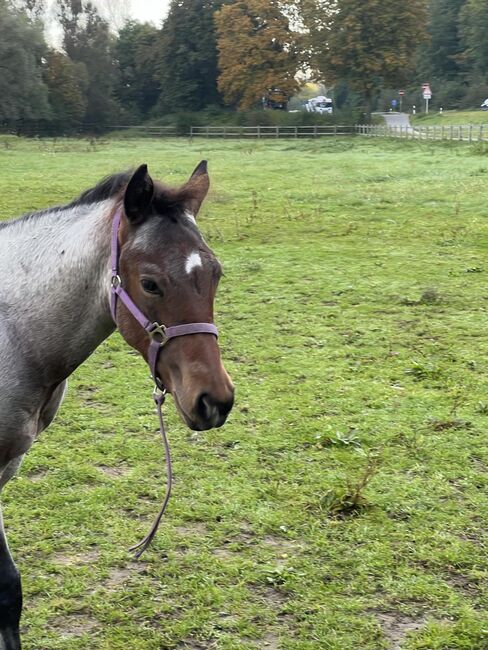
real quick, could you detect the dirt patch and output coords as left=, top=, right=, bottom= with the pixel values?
left=446, top=572, right=481, bottom=599
left=174, top=522, right=208, bottom=537
left=103, top=561, right=147, bottom=589
left=258, top=632, right=281, bottom=649
left=26, top=470, right=48, bottom=482
left=262, top=535, right=302, bottom=554
left=52, top=548, right=99, bottom=566
left=96, top=464, right=129, bottom=477
left=212, top=547, right=236, bottom=560
left=51, top=614, right=99, bottom=637
left=376, top=612, right=426, bottom=649
left=177, top=640, right=216, bottom=649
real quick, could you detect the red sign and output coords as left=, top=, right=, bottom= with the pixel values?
left=399, top=90, right=405, bottom=96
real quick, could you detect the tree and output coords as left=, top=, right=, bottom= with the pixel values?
left=115, top=21, right=161, bottom=121
left=156, top=0, right=226, bottom=114
left=215, top=0, right=298, bottom=110
left=460, top=0, right=488, bottom=79
left=419, top=0, right=465, bottom=82
left=43, top=49, right=87, bottom=131
left=57, top=0, right=119, bottom=127
left=0, top=0, right=50, bottom=124
left=303, top=0, right=428, bottom=115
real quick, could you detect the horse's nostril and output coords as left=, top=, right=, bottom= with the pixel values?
left=196, top=392, right=233, bottom=427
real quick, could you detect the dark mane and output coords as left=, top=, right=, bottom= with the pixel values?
left=68, top=170, right=133, bottom=207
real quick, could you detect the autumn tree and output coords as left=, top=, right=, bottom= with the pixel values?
left=215, top=0, right=298, bottom=110
left=304, top=0, right=428, bottom=115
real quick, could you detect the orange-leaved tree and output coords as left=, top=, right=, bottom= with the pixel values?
left=215, top=0, right=298, bottom=110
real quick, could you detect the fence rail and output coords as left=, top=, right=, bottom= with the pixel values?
left=357, top=123, right=488, bottom=142
left=190, top=125, right=356, bottom=138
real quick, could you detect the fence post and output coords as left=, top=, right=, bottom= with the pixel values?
left=459, top=126, right=463, bottom=141
left=275, top=126, right=279, bottom=138
left=314, top=125, right=318, bottom=138
left=257, top=125, right=261, bottom=139
left=334, top=125, right=338, bottom=137
left=480, top=125, right=484, bottom=142
left=295, top=126, right=298, bottom=139
left=469, top=125, right=473, bottom=143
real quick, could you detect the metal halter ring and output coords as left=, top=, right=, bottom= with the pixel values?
left=149, top=323, right=168, bottom=346
left=111, top=274, right=122, bottom=289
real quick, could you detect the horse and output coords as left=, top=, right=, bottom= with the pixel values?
left=0, top=161, right=235, bottom=649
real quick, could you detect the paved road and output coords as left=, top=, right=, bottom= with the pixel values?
left=375, top=112, right=413, bottom=131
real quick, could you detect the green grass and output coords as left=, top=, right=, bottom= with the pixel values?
left=1, top=135, right=488, bottom=649
left=412, top=109, right=488, bottom=126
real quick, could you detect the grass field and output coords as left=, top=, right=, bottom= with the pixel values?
left=1, top=135, right=488, bottom=649
left=412, top=110, right=488, bottom=126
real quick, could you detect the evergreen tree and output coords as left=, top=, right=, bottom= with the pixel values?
left=156, top=0, right=225, bottom=114
left=0, top=0, right=50, bottom=124
left=425, top=0, right=465, bottom=81
left=115, top=21, right=161, bottom=121
left=460, top=0, right=488, bottom=78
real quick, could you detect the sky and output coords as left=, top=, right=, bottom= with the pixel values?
left=129, top=0, right=170, bottom=25
left=44, top=0, right=171, bottom=47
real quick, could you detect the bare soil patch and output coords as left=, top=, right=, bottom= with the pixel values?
left=376, top=612, right=426, bottom=649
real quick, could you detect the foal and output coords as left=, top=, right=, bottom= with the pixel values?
left=0, top=162, right=234, bottom=649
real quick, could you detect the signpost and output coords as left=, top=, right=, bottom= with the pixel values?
left=422, top=83, right=432, bottom=114
left=399, top=89, right=405, bottom=112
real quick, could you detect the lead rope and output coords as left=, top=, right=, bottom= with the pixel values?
left=129, top=389, right=173, bottom=558
left=110, top=208, right=218, bottom=558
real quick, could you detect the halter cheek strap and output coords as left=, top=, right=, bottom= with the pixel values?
left=110, top=208, right=218, bottom=557
left=110, top=209, right=218, bottom=388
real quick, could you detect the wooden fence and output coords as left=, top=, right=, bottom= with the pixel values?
left=357, top=123, right=488, bottom=142
left=189, top=125, right=356, bottom=138
left=102, top=123, right=488, bottom=142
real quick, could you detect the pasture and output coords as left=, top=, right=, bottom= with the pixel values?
left=412, top=110, right=488, bottom=126
left=0, top=135, right=488, bottom=649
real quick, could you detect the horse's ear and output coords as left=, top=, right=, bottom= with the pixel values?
left=183, top=160, right=210, bottom=217
left=124, top=164, right=154, bottom=223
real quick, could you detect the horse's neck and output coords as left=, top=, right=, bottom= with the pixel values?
left=0, top=200, right=117, bottom=386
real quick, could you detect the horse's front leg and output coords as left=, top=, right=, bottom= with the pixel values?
left=0, top=457, right=24, bottom=650
left=0, top=380, right=67, bottom=649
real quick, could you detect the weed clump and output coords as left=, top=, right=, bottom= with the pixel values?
left=311, top=455, right=380, bottom=518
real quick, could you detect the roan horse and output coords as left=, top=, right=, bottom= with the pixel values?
left=0, top=161, right=234, bottom=649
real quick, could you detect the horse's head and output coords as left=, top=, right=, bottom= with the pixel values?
left=115, top=162, right=234, bottom=431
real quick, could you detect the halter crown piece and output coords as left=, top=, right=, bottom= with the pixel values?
left=110, top=208, right=218, bottom=557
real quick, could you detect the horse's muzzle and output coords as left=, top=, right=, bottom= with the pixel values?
left=194, top=391, right=234, bottom=430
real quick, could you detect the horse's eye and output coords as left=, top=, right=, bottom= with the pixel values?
left=141, top=279, right=162, bottom=295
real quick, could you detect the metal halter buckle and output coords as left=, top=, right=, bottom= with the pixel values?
left=148, top=323, right=168, bottom=346
left=111, top=274, right=122, bottom=289
left=153, top=385, right=167, bottom=403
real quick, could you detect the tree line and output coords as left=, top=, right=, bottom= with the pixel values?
left=1, top=0, right=487, bottom=134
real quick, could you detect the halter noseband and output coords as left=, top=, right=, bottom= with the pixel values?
left=109, top=208, right=218, bottom=556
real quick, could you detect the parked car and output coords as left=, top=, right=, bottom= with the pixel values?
left=481, top=99, right=488, bottom=110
